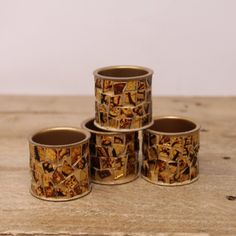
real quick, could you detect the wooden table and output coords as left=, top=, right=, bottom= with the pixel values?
left=0, top=96, right=235, bottom=236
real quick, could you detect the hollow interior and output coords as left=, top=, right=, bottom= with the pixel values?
left=32, top=129, right=86, bottom=145
left=151, top=118, right=196, bottom=133
left=85, top=119, right=109, bottom=133
left=97, top=67, right=149, bottom=78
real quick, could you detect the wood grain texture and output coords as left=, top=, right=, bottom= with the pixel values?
left=0, top=96, right=235, bottom=236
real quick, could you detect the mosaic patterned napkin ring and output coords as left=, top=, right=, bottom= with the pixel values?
left=142, top=116, right=200, bottom=186
left=94, top=65, right=154, bottom=132
left=29, top=127, right=91, bottom=201
left=82, top=118, right=140, bottom=184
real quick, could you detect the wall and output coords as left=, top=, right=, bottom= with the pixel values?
left=0, top=0, right=236, bottom=96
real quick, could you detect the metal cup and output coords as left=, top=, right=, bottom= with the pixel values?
left=29, top=127, right=91, bottom=201
left=94, top=65, right=154, bottom=132
left=82, top=118, right=140, bottom=184
left=142, top=116, right=200, bottom=186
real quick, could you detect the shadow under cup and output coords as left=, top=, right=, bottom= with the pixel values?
left=29, top=127, right=91, bottom=201
left=82, top=118, right=140, bottom=184
left=142, top=116, right=200, bottom=186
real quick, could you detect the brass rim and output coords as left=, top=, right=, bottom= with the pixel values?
left=30, top=186, right=92, bottom=202
left=94, top=119, right=154, bottom=133
left=82, top=117, right=142, bottom=134
left=29, top=127, right=91, bottom=148
left=146, top=116, right=200, bottom=136
left=141, top=175, right=199, bottom=186
left=92, top=173, right=139, bottom=185
left=93, top=65, right=153, bottom=81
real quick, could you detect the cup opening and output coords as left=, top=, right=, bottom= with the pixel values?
left=150, top=117, right=197, bottom=133
left=84, top=119, right=109, bottom=133
left=97, top=67, right=149, bottom=78
left=31, top=128, right=86, bottom=146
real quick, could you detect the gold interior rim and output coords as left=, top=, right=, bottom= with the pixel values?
left=29, top=127, right=90, bottom=147
left=147, top=116, right=200, bottom=135
left=93, top=65, right=153, bottom=80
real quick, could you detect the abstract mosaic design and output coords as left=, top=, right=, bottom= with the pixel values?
left=141, top=131, right=199, bottom=185
left=30, top=142, right=90, bottom=200
left=89, top=131, right=140, bottom=184
left=94, top=76, right=152, bottom=130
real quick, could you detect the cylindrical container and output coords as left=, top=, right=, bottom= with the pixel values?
left=142, top=116, right=200, bottom=186
left=94, top=65, right=153, bottom=132
left=29, top=127, right=91, bottom=201
left=82, top=118, right=139, bottom=184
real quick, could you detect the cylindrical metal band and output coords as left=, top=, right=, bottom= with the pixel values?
left=82, top=118, right=139, bottom=185
left=94, top=65, right=154, bottom=132
left=29, top=127, right=91, bottom=201
left=141, top=116, right=200, bottom=186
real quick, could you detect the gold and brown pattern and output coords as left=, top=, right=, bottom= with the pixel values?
left=94, top=66, right=153, bottom=131
left=30, top=144, right=90, bottom=200
left=141, top=117, right=200, bottom=185
left=82, top=118, right=140, bottom=184
left=29, top=128, right=91, bottom=201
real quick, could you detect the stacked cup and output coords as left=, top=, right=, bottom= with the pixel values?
left=82, top=65, right=153, bottom=184
left=29, top=65, right=200, bottom=201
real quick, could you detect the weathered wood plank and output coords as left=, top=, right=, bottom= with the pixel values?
left=0, top=96, right=235, bottom=236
